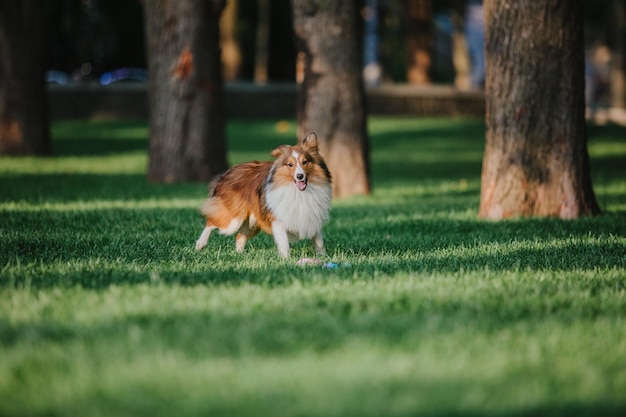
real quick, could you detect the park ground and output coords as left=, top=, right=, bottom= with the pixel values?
left=0, top=117, right=625, bottom=416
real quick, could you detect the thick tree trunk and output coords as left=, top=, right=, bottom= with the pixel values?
left=143, top=0, right=227, bottom=183
left=0, top=1, right=50, bottom=155
left=292, top=0, right=371, bottom=198
left=480, top=0, right=600, bottom=219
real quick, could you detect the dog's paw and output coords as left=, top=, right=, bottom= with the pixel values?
left=195, top=240, right=206, bottom=251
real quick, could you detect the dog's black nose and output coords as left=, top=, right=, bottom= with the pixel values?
left=296, top=173, right=304, bottom=180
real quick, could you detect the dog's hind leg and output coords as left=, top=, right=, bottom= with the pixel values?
left=235, top=221, right=259, bottom=253
left=195, top=225, right=216, bottom=251
left=235, top=233, right=248, bottom=252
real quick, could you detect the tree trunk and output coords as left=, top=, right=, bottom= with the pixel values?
left=143, top=0, right=227, bottom=183
left=404, top=0, right=432, bottom=84
left=479, top=0, right=600, bottom=219
left=0, top=1, right=50, bottom=155
left=220, top=0, right=242, bottom=81
left=292, top=0, right=371, bottom=198
left=254, top=0, right=270, bottom=84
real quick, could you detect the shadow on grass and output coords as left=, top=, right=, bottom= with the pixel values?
left=370, top=122, right=485, bottom=185
left=330, top=201, right=626, bottom=272
left=53, top=136, right=147, bottom=156
left=0, top=173, right=205, bottom=203
left=372, top=159, right=482, bottom=185
left=590, top=154, right=626, bottom=182
left=51, top=120, right=148, bottom=156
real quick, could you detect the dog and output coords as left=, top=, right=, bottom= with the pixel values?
left=195, top=132, right=332, bottom=258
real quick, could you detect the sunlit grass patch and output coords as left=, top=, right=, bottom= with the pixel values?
left=1, top=118, right=625, bottom=416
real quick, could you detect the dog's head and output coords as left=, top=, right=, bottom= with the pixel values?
left=270, top=133, right=332, bottom=191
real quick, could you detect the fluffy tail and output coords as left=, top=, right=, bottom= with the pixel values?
left=199, top=196, right=227, bottom=218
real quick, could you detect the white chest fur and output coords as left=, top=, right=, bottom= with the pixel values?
left=265, top=182, right=332, bottom=240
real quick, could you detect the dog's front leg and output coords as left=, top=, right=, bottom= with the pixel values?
left=271, top=221, right=290, bottom=258
left=312, top=231, right=325, bottom=255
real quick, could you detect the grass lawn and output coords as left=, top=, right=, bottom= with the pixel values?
left=1, top=117, right=625, bottom=416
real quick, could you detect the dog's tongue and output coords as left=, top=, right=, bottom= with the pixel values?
left=296, top=180, right=307, bottom=191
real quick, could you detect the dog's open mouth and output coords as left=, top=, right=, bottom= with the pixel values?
left=296, top=179, right=307, bottom=191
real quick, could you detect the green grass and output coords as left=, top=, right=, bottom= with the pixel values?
left=1, top=117, right=625, bottom=416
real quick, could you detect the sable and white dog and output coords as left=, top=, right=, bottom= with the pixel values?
left=195, top=133, right=332, bottom=258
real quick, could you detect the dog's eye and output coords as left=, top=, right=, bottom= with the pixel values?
left=302, top=160, right=308, bottom=165
left=288, top=162, right=294, bottom=167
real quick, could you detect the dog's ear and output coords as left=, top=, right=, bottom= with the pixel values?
left=271, top=145, right=290, bottom=158
left=301, top=132, right=319, bottom=153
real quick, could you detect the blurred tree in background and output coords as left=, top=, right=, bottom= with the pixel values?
left=46, top=0, right=145, bottom=82
left=616, top=0, right=626, bottom=109
left=1, top=0, right=624, bottom=203
left=143, top=0, right=228, bottom=183
left=404, top=0, right=432, bottom=84
left=0, top=1, right=50, bottom=155
left=292, top=0, right=371, bottom=198
left=31, top=0, right=621, bottom=91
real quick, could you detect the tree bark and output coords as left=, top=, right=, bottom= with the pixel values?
left=480, top=0, right=600, bottom=219
left=0, top=1, right=50, bottom=155
left=292, top=0, right=371, bottom=198
left=143, top=0, right=227, bottom=183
